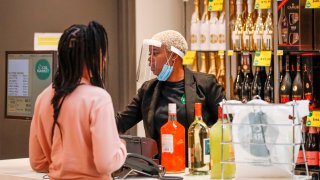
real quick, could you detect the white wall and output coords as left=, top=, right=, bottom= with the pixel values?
left=135, top=0, right=185, bottom=137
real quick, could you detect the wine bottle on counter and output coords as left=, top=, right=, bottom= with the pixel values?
left=303, top=64, right=312, bottom=102
left=241, top=55, right=254, bottom=102
left=251, top=66, right=264, bottom=99
left=280, top=55, right=292, bottom=103
left=264, top=66, right=274, bottom=103
left=292, top=56, right=302, bottom=101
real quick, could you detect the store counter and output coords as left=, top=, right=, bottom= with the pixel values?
left=0, top=158, right=308, bottom=180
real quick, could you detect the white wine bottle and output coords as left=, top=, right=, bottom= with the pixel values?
left=191, top=0, right=201, bottom=51
left=209, top=11, right=219, bottom=51
left=200, top=0, right=210, bottom=51
left=254, top=9, right=264, bottom=50
left=232, top=0, right=244, bottom=51
left=263, top=7, right=273, bottom=50
left=188, top=103, right=210, bottom=175
left=243, top=0, right=255, bottom=51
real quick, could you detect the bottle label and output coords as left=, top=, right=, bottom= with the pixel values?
left=306, top=151, right=319, bottom=166
left=296, top=150, right=305, bottom=164
left=203, top=138, right=210, bottom=164
left=280, top=96, right=289, bottom=103
left=304, top=93, right=312, bottom=101
left=292, top=97, right=302, bottom=101
left=161, top=134, right=174, bottom=153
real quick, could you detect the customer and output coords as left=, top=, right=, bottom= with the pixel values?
left=116, top=30, right=224, bottom=163
left=29, top=21, right=126, bottom=180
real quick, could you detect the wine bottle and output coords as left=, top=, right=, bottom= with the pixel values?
left=251, top=66, right=264, bottom=99
left=217, top=54, right=226, bottom=90
left=241, top=55, right=254, bottom=101
left=188, top=103, right=210, bottom=175
left=306, top=127, right=319, bottom=170
left=295, top=124, right=307, bottom=170
left=233, top=58, right=244, bottom=100
left=303, top=64, right=312, bottom=102
left=253, top=9, right=264, bottom=50
left=243, top=0, right=255, bottom=51
left=161, top=103, right=185, bottom=173
left=200, top=0, right=210, bottom=51
left=280, top=55, right=292, bottom=103
left=208, top=52, right=217, bottom=76
left=263, top=8, right=273, bottom=50
left=199, top=52, right=208, bottom=73
left=209, top=11, right=219, bottom=51
left=232, top=0, right=244, bottom=50
left=292, top=56, right=302, bottom=101
left=264, top=66, right=274, bottom=103
left=191, top=0, right=201, bottom=51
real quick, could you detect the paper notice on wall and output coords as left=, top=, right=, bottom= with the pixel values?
left=34, top=33, right=62, bottom=50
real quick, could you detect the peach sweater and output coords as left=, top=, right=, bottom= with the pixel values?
left=29, top=79, right=127, bottom=180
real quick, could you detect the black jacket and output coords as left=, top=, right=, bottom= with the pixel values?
left=116, top=67, right=224, bottom=138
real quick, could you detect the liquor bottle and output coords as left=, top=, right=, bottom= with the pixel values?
left=306, top=127, right=319, bottom=170
left=161, top=103, right=185, bottom=173
left=208, top=52, right=217, bottom=76
left=233, top=57, right=244, bottom=100
left=303, top=64, right=312, bottom=102
left=199, top=52, right=208, bottom=73
left=291, top=58, right=297, bottom=82
left=280, top=55, right=292, bottom=103
left=251, top=66, right=264, bottom=99
left=188, top=103, right=210, bottom=175
left=191, top=0, right=201, bottom=51
left=278, top=6, right=288, bottom=44
left=210, top=106, right=235, bottom=179
left=209, top=11, right=219, bottom=51
left=243, top=0, right=255, bottom=51
left=292, top=56, right=302, bottom=101
left=263, top=8, right=273, bottom=50
left=279, top=55, right=285, bottom=84
left=200, top=0, right=210, bottom=51
left=232, top=0, right=244, bottom=50
left=217, top=54, right=226, bottom=90
left=295, top=124, right=307, bottom=170
left=264, top=66, right=274, bottom=103
left=253, top=9, right=264, bottom=50
left=241, top=55, right=254, bottom=101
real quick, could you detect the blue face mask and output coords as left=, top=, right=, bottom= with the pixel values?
left=157, top=64, right=173, bottom=81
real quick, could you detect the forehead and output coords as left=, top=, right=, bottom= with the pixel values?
left=148, top=45, right=167, bottom=52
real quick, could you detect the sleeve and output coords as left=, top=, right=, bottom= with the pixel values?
left=206, top=75, right=225, bottom=126
left=115, top=83, right=145, bottom=134
left=90, top=95, right=127, bottom=175
left=29, top=97, right=49, bottom=173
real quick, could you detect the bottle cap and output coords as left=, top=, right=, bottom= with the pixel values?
left=168, top=103, right=177, bottom=114
left=218, top=106, right=228, bottom=119
left=195, top=103, right=202, bottom=117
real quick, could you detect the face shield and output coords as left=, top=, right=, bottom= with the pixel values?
left=136, top=39, right=162, bottom=88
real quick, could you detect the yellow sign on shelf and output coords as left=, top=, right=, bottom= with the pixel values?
left=254, top=0, right=271, bottom=9
left=183, top=51, right=196, bottom=65
left=277, top=50, right=284, bottom=56
left=305, top=0, right=320, bottom=8
left=227, top=50, right=234, bottom=56
left=253, top=51, right=272, bottom=66
left=307, top=111, right=320, bottom=127
left=208, top=0, right=224, bottom=11
left=218, top=50, right=225, bottom=56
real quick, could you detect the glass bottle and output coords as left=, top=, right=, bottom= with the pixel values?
left=241, top=54, right=254, bottom=101
left=199, top=52, right=208, bottom=73
left=217, top=54, right=226, bottom=90
left=295, top=124, right=307, bottom=170
left=208, top=52, right=217, bottom=76
left=306, top=127, right=319, bottom=170
left=280, top=55, right=292, bottom=103
left=188, top=103, right=210, bottom=175
left=233, top=56, right=244, bottom=100
left=161, top=103, right=185, bottom=173
left=200, top=0, right=210, bottom=51
left=253, top=9, right=264, bottom=50
left=292, top=56, right=302, bottom=100
left=251, top=66, right=264, bottom=99
left=303, top=64, right=312, bottom=102
left=263, top=8, right=273, bottom=50
left=191, top=0, right=201, bottom=51
left=210, top=106, right=235, bottom=179
left=243, top=0, right=255, bottom=51
left=209, top=11, right=219, bottom=51
left=264, top=66, right=274, bottom=103
left=232, top=0, right=244, bottom=50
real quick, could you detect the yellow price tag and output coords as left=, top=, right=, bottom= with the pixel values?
left=307, top=111, right=320, bottom=127
left=255, top=0, right=271, bottom=9
left=208, top=0, right=224, bottom=11
left=277, top=50, right=283, bottom=56
left=227, top=50, right=234, bottom=56
left=183, top=51, right=196, bottom=65
left=218, top=50, right=224, bottom=56
left=305, top=0, right=320, bottom=8
left=253, top=51, right=272, bottom=66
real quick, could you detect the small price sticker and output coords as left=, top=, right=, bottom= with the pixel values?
left=306, top=111, right=320, bottom=127
left=218, top=50, right=225, bottom=56
left=253, top=51, right=272, bottom=66
left=277, top=50, right=283, bottom=56
left=255, top=0, right=271, bottom=9
left=208, top=0, right=224, bottom=11
left=305, top=0, right=320, bottom=8
left=183, top=51, right=196, bottom=65
left=227, top=50, right=234, bottom=56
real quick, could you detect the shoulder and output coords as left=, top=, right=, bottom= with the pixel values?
left=76, top=85, right=112, bottom=105
left=138, top=78, right=158, bottom=92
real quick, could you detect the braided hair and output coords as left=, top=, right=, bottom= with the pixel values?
left=51, top=21, right=109, bottom=143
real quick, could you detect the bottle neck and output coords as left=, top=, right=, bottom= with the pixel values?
left=168, top=113, right=177, bottom=122
left=195, top=103, right=203, bottom=121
